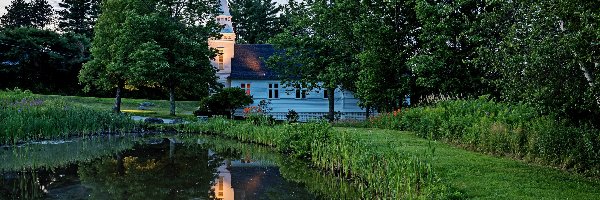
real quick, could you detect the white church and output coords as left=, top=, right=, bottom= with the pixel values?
left=208, top=0, right=369, bottom=121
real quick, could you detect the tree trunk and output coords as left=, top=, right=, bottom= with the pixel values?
left=327, top=87, right=335, bottom=122
left=169, top=86, right=176, bottom=116
left=116, top=153, right=124, bottom=176
left=365, top=105, right=371, bottom=119
left=579, top=62, right=599, bottom=106
left=580, top=63, right=595, bottom=87
left=113, top=80, right=124, bottom=113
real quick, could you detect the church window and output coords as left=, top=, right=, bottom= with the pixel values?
left=240, top=83, right=251, bottom=95
left=217, top=48, right=224, bottom=70
left=268, top=83, right=279, bottom=99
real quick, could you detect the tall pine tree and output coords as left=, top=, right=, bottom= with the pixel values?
left=57, top=0, right=101, bottom=37
left=229, top=0, right=282, bottom=44
left=30, top=0, right=53, bottom=28
left=1, top=0, right=53, bottom=29
left=0, top=0, right=31, bottom=28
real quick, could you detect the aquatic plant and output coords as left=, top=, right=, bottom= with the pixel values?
left=0, top=89, right=136, bottom=144
left=163, top=119, right=452, bottom=199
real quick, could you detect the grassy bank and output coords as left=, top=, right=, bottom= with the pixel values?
left=158, top=119, right=453, bottom=199
left=342, top=97, right=600, bottom=177
left=157, top=119, right=600, bottom=199
left=0, top=90, right=136, bottom=144
left=341, top=128, right=600, bottom=199
left=42, top=94, right=199, bottom=118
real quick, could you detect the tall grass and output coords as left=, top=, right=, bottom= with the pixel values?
left=0, top=89, right=136, bottom=144
left=161, top=119, right=454, bottom=199
left=366, top=96, right=600, bottom=177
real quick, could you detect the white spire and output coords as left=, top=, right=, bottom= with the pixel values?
left=219, top=0, right=230, bottom=16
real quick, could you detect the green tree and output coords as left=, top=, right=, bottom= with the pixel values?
left=0, top=0, right=31, bottom=28
left=410, top=0, right=503, bottom=99
left=79, top=0, right=151, bottom=113
left=81, top=0, right=222, bottom=115
left=229, top=0, right=283, bottom=44
left=493, top=0, right=600, bottom=123
left=0, top=27, right=90, bottom=94
left=269, top=0, right=360, bottom=122
left=29, top=0, right=53, bottom=28
left=57, top=0, right=101, bottom=37
left=0, top=0, right=53, bottom=29
left=127, top=0, right=222, bottom=116
left=353, top=0, right=419, bottom=113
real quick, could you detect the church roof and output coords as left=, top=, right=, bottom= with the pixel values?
left=230, top=44, right=280, bottom=80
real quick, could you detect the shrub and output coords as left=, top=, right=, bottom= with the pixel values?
left=365, top=97, right=600, bottom=177
left=195, top=88, right=253, bottom=118
left=286, top=109, right=299, bottom=123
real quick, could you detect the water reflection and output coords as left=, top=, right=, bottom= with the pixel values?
left=0, top=135, right=336, bottom=199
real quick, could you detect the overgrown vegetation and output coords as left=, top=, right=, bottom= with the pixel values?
left=0, top=89, right=135, bottom=144
left=155, top=118, right=453, bottom=199
left=356, top=97, right=600, bottom=177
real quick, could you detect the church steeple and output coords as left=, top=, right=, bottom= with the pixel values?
left=208, top=0, right=236, bottom=87
left=216, top=0, right=234, bottom=36
left=219, top=0, right=230, bottom=16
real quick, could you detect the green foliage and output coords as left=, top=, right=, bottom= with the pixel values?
left=286, top=109, right=299, bottom=123
left=196, top=87, right=253, bottom=118
left=57, top=0, right=100, bottom=37
left=490, top=0, right=600, bottom=123
left=353, top=0, right=417, bottom=112
left=268, top=0, right=361, bottom=120
left=0, top=27, right=90, bottom=94
left=411, top=0, right=485, bottom=96
left=163, top=119, right=447, bottom=199
left=80, top=0, right=222, bottom=114
left=367, top=98, right=600, bottom=177
left=0, top=89, right=136, bottom=144
left=229, top=0, right=284, bottom=44
left=0, top=0, right=53, bottom=29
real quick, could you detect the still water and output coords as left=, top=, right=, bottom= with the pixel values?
left=0, top=134, right=352, bottom=199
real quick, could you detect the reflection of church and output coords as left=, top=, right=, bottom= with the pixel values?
left=214, top=160, right=234, bottom=200
left=211, top=151, right=288, bottom=200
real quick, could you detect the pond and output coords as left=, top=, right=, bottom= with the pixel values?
left=0, top=134, right=359, bottom=199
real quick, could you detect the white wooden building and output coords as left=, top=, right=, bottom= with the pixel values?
left=208, top=0, right=369, bottom=121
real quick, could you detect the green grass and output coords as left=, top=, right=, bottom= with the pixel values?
left=159, top=119, right=448, bottom=199
left=339, top=127, right=600, bottom=199
left=0, top=90, right=136, bottom=144
left=42, top=94, right=200, bottom=118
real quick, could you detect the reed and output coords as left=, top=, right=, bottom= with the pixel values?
left=0, top=89, right=136, bottom=144
left=165, top=119, right=452, bottom=199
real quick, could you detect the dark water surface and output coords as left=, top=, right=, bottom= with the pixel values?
left=0, top=135, right=337, bottom=200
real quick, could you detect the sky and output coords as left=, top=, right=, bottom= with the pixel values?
left=0, top=0, right=290, bottom=17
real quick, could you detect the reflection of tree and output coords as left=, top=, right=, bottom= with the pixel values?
left=0, top=136, right=134, bottom=198
left=78, top=139, right=223, bottom=200
left=188, top=135, right=361, bottom=199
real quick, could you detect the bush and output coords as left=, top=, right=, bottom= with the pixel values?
left=366, top=97, right=600, bottom=177
left=194, top=88, right=253, bottom=118
left=286, top=109, right=299, bottom=123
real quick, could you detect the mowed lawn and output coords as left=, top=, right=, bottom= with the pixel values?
left=336, top=127, right=600, bottom=199
left=41, top=94, right=199, bottom=118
